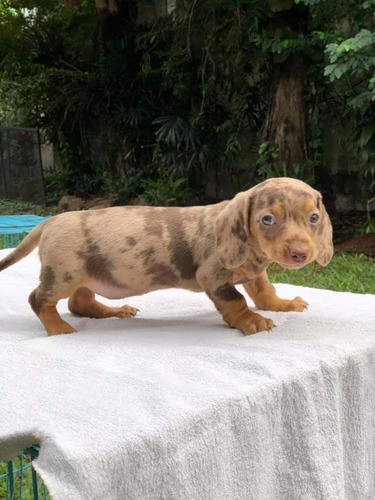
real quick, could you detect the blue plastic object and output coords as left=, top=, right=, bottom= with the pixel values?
left=0, top=215, right=50, bottom=249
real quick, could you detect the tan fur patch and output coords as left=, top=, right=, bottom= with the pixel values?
left=0, top=177, right=333, bottom=336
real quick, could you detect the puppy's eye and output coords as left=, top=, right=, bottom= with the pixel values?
left=261, top=215, right=275, bottom=226
left=310, top=214, right=319, bottom=224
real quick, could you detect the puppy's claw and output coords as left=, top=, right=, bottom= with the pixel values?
left=241, top=314, right=275, bottom=336
left=291, top=296, right=308, bottom=312
left=117, top=305, right=139, bottom=318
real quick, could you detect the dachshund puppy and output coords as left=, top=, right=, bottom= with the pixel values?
left=0, top=178, right=333, bottom=336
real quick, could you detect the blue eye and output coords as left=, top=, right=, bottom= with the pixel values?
left=310, top=214, right=319, bottom=224
left=262, top=215, right=275, bottom=226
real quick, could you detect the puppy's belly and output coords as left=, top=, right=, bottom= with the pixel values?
left=86, top=282, right=131, bottom=300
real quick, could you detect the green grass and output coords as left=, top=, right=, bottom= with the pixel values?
left=0, top=200, right=58, bottom=216
left=269, top=252, right=375, bottom=294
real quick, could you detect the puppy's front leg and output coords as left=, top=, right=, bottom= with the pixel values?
left=244, top=271, right=308, bottom=312
left=197, top=268, right=274, bottom=335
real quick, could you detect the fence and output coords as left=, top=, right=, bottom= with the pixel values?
left=0, top=215, right=50, bottom=250
left=0, top=447, right=49, bottom=500
left=0, top=127, right=46, bottom=206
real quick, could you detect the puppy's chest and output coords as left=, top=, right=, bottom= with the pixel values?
left=232, top=260, right=269, bottom=285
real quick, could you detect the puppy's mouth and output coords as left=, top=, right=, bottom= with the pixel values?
left=261, top=241, right=316, bottom=270
left=277, top=261, right=310, bottom=270
left=273, top=250, right=316, bottom=270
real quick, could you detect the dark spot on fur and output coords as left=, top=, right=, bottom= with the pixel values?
left=147, top=264, right=178, bottom=287
left=29, top=290, right=43, bottom=315
left=255, top=255, right=267, bottom=265
left=126, top=236, right=138, bottom=247
left=214, top=284, right=243, bottom=302
left=41, top=266, right=55, bottom=293
left=28, top=266, right=56, bottom=317
left=76, top=215, right=124, bottom=287
left=165, top=210, right=198, bottom=280
left=140, top=247, right=156, bottom=265
left=237, top=245, right=247, bottom=257
left=172, top=240, right=198, bottom=280
left=63, top=272, right=74, bottom=283
left=255, top=193, right=275, bottom=210
left=83, top=251, right=117, bottom=284
left=232, top=214, right=248, bottom=243
left=255, top=188, right=287, bottom=211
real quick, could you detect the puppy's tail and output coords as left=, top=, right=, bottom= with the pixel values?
left=0, top=219, right=50, bottom=272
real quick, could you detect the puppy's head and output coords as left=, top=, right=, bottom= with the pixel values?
left=214, top=177, right=333, bottom=270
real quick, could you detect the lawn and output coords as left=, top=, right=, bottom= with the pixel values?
left=269, top=252, right=375, bottom=295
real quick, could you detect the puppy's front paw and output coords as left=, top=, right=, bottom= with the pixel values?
left=259, top=296, right=308, bottom=312
left=116, top=305, right=139, bottom=318
left=288, top=296, right=308, bottom=312
left=239, top=312, right=275, bottom=336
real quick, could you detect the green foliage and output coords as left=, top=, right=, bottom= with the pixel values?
left=140, top=174, right=192, bottom=206
left=269, top=253, right=375, bottom=294
left=256, top=142, right=315, bottom=184
left=0, top=0, right=374, bottom=202
left=321, top=1, right=375, bottom=182
left=357, top=218, right=375, bottom=235
left=356, top=197, right=375, bottom=234
left=114, top=168, right=144, bottom=202
left=324, top=29, right=375, bottom=82
left=0, top=199, right=58, bottom=216
left=0, top=0, right=270, bottom=199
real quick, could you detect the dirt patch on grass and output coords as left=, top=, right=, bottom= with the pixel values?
left=332, top=212, right=375, bottom=259
left=334, top=233, right=375, bottom=259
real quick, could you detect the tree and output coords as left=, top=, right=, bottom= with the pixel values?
left=261, top=1, right=309, bottom=171
left=0, top=0, right=373, bottom=203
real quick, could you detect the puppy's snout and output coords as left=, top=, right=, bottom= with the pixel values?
left=290, top=248, right=308, bottom=263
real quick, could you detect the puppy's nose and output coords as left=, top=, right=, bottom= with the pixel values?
left=290, top=248, right=308, bottom=263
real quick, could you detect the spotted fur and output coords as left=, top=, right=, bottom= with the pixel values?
left=0, top=177, right=333, bottom=336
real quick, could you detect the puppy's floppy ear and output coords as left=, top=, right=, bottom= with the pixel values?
left=316, top=194, right=334, bottom=266
left=214, top=190, right=252, bottom=269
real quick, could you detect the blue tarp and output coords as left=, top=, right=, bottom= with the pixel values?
left=0, top=215, right=50, bottom=235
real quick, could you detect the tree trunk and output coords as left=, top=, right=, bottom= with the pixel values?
left=262, top=52, right=307, bottom=170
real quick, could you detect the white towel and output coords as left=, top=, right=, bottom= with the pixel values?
left=0, top=248, right=375, bottom=500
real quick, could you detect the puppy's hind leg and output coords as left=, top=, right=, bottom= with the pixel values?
left=29, top=265, right=80, bottom=335
left=68, top=287, right=138, bottom=320
left=29, top=288, right=76, bottom=336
